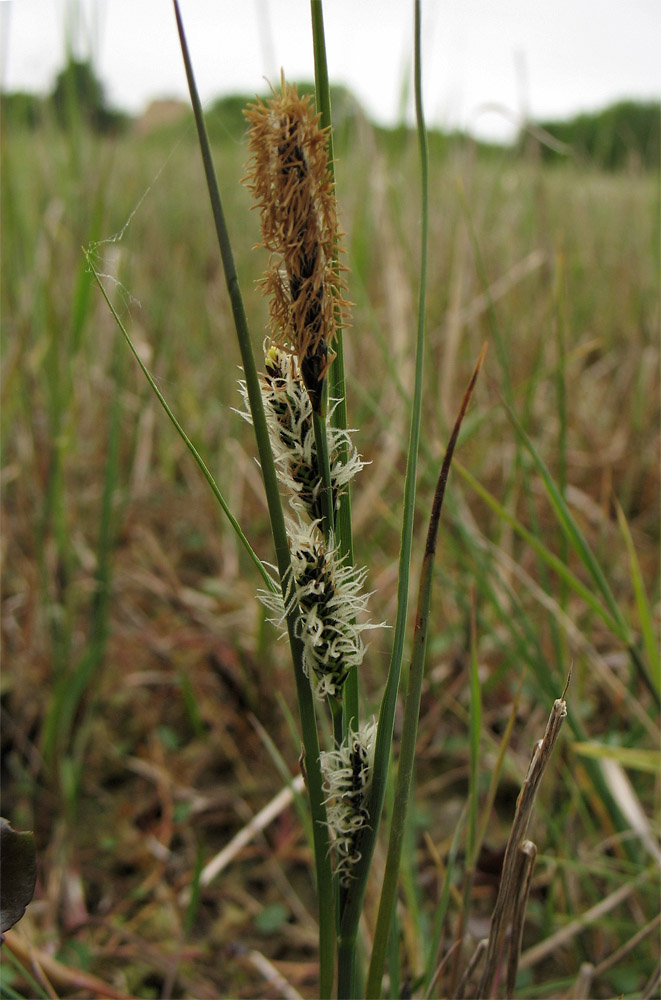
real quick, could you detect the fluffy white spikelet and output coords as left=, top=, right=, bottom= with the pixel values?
left=240, top=343, right=376, bottom=701
left=238, top=344, right=365, bottom=521
left=289, top=521, right=371, bottom=699
left=258, top=519, right=376, bottom=700
left=321, top=721, right=377, bottom=884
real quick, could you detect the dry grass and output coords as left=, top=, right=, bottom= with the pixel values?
left=1, top=113, right=659, bottom=998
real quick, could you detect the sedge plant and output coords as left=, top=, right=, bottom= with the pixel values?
left=170, top=3, right=490, bottom=994
left=188, top=4, right=474, bottom=992
left=84, top=1, right=650, bottom=997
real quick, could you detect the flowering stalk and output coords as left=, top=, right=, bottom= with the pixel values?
left=243, top=83, right=371, bottom=708
left=172, top=9, right=336, bottom=992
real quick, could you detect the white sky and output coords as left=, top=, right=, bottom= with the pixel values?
left=1, top=0, right=660, bottom=142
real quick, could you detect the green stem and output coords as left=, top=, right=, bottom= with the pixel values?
left=336, top=4, right=430, bottom=992
left=337, top=932, right=356, bottom=1000
left=313, top=406, right=336, bottom=541
left=330, top=694, right=344, bottom=750
left=86, top=260, right=274, bottom=593
left=310, top=0, right=359, bottom=735
left=453, top=459, right=624, bottom=638
left=365, top=349, right=486, bottom=998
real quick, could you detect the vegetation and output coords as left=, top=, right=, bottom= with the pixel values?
left=1, top=14, right=659, bottom=1000
left=1, top=58, right=129, bottom=134
left=528, top=100, right=660, bottom=171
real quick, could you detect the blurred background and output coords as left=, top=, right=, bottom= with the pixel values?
left=3, top=0, right=661, bottom=142
left=1, top=2, right=659, bottom=998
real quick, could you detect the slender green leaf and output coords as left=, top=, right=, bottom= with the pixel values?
left=453, top=458, right=623, bottom=638
left=423, top=803, right=468, bottom=998
left=474, top=677, right=524, bottom=864
left=0, top=945, right=51, bottom=1000
left=183, top=844, right=205, bottom=935
left=86, top=255, right=274, bottom=593
left=468, top=591, right=481, bottom=866
left=337, top=4, right=429, bottom=993
left=502, top=399, right=633, bottom=642
left=366, top=348, right=486, bottom=999
left=42, top=325, right=124, bottom=769
left=615, top=500, right=660, bottom=696
left=251, top=712, right=314, bottom=848
left=387, top=907, right=401, bottom=1000
left=572, top=742, right=660, bottom=774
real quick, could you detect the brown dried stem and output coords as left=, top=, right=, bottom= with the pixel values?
left=505, top=839, right=537, bottom=998
left=476, top=685, right=569, bottom=998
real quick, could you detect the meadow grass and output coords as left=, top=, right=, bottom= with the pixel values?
left=1, top=33, right=659, bottom=998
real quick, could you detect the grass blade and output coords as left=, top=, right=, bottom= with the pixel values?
left=453, top=459, right=624, bottom=638
left=444, top=589, right=483, bottom=995
left=337, top=5, right=430, bottom=993
left=42, top=326, right=123, bottom=773
left=502, top=398, right=659, bottom=705
left=366, top=347, right=486, bottom=999
left=615, top=499, right=660, bottom=697
left=572, top=741, right=661, bottom=774
left=467, top=590, right=481, bottom=867
left=85, top=255, right=274, bottom=592
left=502, top=400, right=629, bottom=636
left=423, top=803, right=469, bottom=998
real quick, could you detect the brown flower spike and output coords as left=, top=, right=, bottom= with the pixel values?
left=244, top=78, right=347, bottom=413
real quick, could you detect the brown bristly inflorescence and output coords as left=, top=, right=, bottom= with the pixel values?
left=243, top=75, right=348, bottom=412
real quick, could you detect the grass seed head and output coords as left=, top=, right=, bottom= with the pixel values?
left=288, top=521, right=371, bottom=700
left=321, top=721, right=377, bottom=884
left=256, top=518, right=375, bottom=702
left=244, top=77, right=348, bottom=412
left=256, top=344, right=365, bottom=521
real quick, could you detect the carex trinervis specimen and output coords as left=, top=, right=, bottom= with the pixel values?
left=243, top=76, right=348, bottom=415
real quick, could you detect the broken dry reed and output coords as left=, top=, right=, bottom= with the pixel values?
left=476, top=688, right=570, bottom=998
left=505, top=839, right=536, bottom=998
